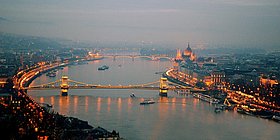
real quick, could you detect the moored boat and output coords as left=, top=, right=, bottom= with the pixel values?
left=236, top=106, right=254, bottom=116
left=255, top=110, right=274, bottom=119
left=193, top=93, right=219, bottom=104
left=215, top=107, right=223, bottom=113
left=272, top=115, right=280, bottom=122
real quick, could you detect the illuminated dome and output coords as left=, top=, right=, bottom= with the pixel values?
left=182, top=43, right=196, bottom=61
left=183, top=43, right=192, bottom=57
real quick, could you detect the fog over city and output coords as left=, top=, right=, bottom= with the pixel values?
left=1, top=0, right=280, bottom=48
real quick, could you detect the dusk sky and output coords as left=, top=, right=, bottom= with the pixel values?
left=1, top=0, right=280, bottom=48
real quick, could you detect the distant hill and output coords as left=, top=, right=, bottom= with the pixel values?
left=195, top=47, right=267, bottom=56
left=0, top=32, right=63, bottom=50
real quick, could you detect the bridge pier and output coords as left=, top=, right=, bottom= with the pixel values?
left=60, top=76, right=69, bottom=96
left=159, top=77, right=168, bottom=96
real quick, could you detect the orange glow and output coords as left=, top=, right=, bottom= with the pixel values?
left=175, top=48, right=183, bottom=60
left=85, top=96, right=88, bottom=113
left=50, top=96, right=54, bottom=105
left=58, top=97, right=68, bottom=115
left=63, top=66, right=69, bottom=75
left=158, top=97, right=168, bottom=103
left=172, top=97, right=176, bottom=110
left=182, top=98, right=186, bottom=108
left=59, top=97, right=62, bottom=107
left=127, top=97, right=132, bottom=112
left=193, top=98, right=198, bottom=111
left=97, top=97, right=101, bottom=112
left=40, top=97, right=44, bottom=103
left=118, top=97, right=122, bottom=112
left=107, top=97, right=111, bottom=112
left=127, top=97, right=131, bottom=104
left=139, top=98, right=145, bottom=112
left=74, top=96, right=78, bottom=114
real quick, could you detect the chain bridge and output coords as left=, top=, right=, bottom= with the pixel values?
left=24, top=76, right=197, bottom=96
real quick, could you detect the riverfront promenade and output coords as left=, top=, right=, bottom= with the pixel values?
left=164, top=68, right=280, bottom=122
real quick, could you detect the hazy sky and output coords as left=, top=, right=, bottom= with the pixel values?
left=0, top=0, right=280, bottom=48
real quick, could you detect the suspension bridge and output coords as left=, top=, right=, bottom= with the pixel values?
left=24, top=76, right=202, bottom=96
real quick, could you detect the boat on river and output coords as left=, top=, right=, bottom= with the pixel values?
left=193, top=93, right=219, bottom=104
left=214, top=105, right=226, bottom=113
left=98, top=65, right=109, bottom=70
left=130, top=93, right=136, bottom=98
left=140, top=99, right=155, bottom=105
left=46, top=71, right=56, bottom=77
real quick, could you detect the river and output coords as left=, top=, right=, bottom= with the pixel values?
left=28, top=58, right=279, bottom=140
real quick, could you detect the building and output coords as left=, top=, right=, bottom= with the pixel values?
left=211, top=71, right=226, bottom=86
left=0, top=78, right=7, bottom=88
left=182, top=43, right=196, bottom=62
left=260, top=75, right=279, bottom=87
left=175, top=48, right=183, bottom=62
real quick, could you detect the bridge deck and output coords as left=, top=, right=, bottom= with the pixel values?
left=25, top=86, right=197, bottom=91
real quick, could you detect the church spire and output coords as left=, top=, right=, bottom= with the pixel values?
left=175, top=48, right=183, bottom=61
left=186, top=42, right=192, bottom=52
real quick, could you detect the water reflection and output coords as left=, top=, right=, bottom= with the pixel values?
left=62, top=66, right=69, bottom=76
left=171, top=97, right=176, bottom=110
left=85, top=96, right=88, bottom=113
left=158, top=97, right=168, bottom=103
left=59, top=97, right=62, bottom=113
left=182, top=98, right=186, bottom=108
left=50, top=96, right=54, bottom=105
left=127, top=97, right=132, bottom=113
left=58, top=96, right=69, bottom=115
left=152, top=97, right=169, bottom=140
left=107, top=97, right=111, bottom=112
left=97, top=97, right=101, bottom=112
left=40, top=97, right=44, bottom=103
left=117, top=97, right=122, bottom=112
left=73, top=96, right=78, bottom=114
left=29, top=93, right=280, bottom=140
left=193, top=98, right=198, bottom=111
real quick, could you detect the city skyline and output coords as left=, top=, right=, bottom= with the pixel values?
left=0, top=39, right=280, bottom=139
left=1, top=0, right=280, bottom=48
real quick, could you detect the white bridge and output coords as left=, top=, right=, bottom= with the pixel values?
left=101, top=55, right=173, bottom=61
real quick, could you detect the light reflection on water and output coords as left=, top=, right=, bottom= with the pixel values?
left=30, top=92, right=280, bottom=140
left=28, top=58, right=280, bottom=140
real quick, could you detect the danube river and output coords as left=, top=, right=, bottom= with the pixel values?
left=29, top=58, right=279, bottom=140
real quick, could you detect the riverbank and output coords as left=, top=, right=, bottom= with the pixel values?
left=163, top=69, right=280, bottom=123
left=162, top=71, right=190, bottom=87
left=0, top=90, right=120, bottom=139
left=0, top=57, right=121, bottom=139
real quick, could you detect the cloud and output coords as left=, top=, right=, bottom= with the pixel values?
left=115, top=9, right=180, bottom=14
left=212, top=0, right=280, bottom=6
left=0, top=16, right=8, bottom=21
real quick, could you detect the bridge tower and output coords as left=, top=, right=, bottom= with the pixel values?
left=159, top=77, right=168, bottom=96
left=60, top=76, right=69, bottom=96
